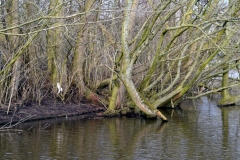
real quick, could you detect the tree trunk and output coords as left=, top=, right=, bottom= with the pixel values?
left=108, top=0, right=139, bottom=111
left=7, top=0, right=22, bottom=113
left=218, top=0, right=240, bottom=106
left=120, top=75, right=156, bottom=118
left=47, top=0, right=67, bottom=98
left=71, top=0, right=95, bottom=95
left=119, top=0, right=167, bottom=120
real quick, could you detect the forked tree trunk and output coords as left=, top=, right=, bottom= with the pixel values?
left=108, top=0, right=139, bottom=111
left=119, top=0, right=167, bottom=120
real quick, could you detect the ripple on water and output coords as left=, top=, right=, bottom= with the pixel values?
left=1, top=97, right=240, bottom=159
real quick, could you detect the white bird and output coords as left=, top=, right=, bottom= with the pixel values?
left=57, top=83, right=63, bottom=94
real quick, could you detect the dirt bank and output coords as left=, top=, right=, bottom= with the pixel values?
left=0, top=100, right=105, bottom=127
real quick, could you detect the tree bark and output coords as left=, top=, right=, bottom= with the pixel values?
left=47, top=0, right=67, bottom=98
left=119, top=0, right=166, bottom=119
left=6, top=0, right=22, bottom=113
left=218, top=0, right=240, bottom=106
left=71, top=0, right=95, bottom=94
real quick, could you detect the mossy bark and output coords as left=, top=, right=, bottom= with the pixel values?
left=5, top=0, right=22, bottom=113
left=47, top=0, right=67, bottom=98
left=118, top=0, right=167, bottom=120
left=108, top=80, right=120, bottom=111
left=71, top=0, right=95, bottom=94
left=218, top=0, right=239, bottom=106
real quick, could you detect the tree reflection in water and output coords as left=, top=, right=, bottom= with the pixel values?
left=1, top=96, right=240, bottom=159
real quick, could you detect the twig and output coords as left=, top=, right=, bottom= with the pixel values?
left=0, top=114, right=36, bottom=130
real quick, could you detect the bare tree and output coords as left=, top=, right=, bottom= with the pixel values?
left=0, top=0, right=239, bottom=119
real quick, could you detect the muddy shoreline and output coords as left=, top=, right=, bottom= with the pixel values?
left=0, top=100, right=105, bottom=127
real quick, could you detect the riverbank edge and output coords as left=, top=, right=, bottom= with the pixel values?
left=0, top=100, right=106, bottom=126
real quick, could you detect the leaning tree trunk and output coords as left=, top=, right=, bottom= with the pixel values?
left=119, top=0, right=167, bottom=120
left=108, top=0, right=146, bottom=112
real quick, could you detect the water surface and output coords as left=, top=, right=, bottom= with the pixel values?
left=1, top=95, right=240, bottom=160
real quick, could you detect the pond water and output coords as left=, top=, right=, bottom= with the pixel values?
left=1, top=94, right=240, bottom=160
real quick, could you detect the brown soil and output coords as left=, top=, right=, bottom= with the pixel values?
left=0, top=100, right=105, bottom=126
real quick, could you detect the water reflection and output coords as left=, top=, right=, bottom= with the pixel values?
left=1, top=96, right=240, bottom=159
